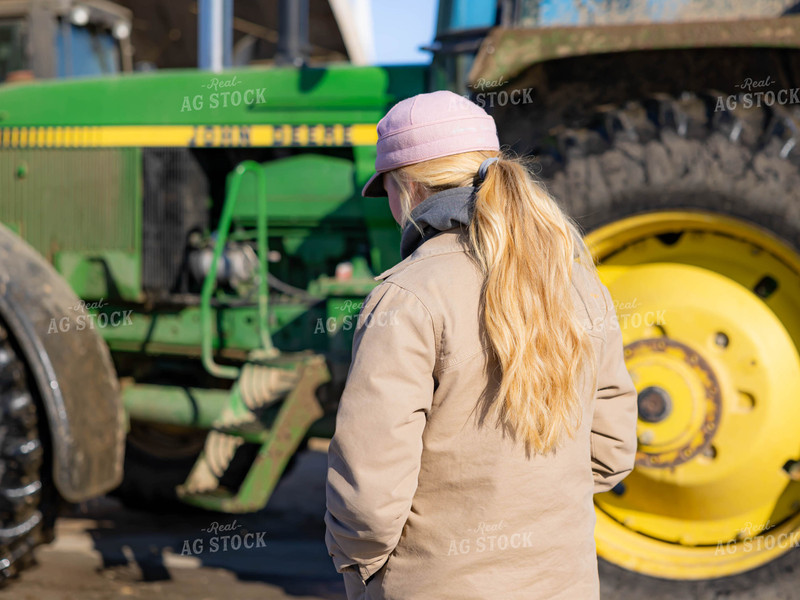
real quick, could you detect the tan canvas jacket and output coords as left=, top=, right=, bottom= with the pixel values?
left=325, top=228, right=638, bottom=600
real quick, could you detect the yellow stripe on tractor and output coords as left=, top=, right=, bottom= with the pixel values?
left=0, top=124, right=379, bottom=148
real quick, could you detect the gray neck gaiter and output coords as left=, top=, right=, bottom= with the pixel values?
left=399, top=186, right=477, bottom=259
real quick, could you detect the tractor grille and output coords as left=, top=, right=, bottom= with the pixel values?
left=141, top=148, right=208, bottom=295
left=0, top=147, right=139, bottom=259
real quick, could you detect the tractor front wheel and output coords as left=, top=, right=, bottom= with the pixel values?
left=0, top=321, right=57, bottom=583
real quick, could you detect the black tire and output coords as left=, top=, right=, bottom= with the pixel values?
left=531, top=92, right=800, bottom=590
left=113, top=422, right=305, bottom=513
left=111, top=422, right=209, bottom=513
left=0, top=321, right=57, bottom=583
left=598, top=547, right=800, bottom=599
left=533, top=91, right=800, bottom=242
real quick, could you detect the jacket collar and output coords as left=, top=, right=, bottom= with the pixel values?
left=374, top=228, right=470, bottom=281
left=375, top=185, right=477, bottom=282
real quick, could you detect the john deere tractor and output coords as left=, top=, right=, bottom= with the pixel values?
left=0, top=0, right=799, bottom=593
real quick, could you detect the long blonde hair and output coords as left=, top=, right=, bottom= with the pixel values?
left=387, top=150, right=599, bottom=455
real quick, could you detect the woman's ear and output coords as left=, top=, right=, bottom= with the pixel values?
left=408, top=181, right=428, bottom=209
left=408, top=181, right=419, bottom=204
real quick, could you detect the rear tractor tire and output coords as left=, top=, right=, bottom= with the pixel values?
left=532, top=91, right=800, bottom=591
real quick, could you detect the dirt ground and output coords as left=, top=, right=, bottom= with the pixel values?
left=0, top=442, right=345, bottom=600
left=1, top=441, right=798, bottom=600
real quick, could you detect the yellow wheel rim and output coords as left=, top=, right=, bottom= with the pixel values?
left=586, top=210, right=800, bottom=579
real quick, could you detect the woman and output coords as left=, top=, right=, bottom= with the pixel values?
left=325, top=90, right=638, bottom=599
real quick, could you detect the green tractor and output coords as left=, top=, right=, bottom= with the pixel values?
left=1, top=0, right=800, bottom=592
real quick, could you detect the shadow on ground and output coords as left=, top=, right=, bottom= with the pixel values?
left=73, top=446, right=345, bottom=599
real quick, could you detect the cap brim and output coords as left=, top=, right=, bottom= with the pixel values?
left=361, top=172, right=386, bottom=197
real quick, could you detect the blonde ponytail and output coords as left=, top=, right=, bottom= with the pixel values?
left=388, top=150, right=599, bottom=455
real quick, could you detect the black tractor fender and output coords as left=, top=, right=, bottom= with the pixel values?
left=0, top=224, right=124, bottom=503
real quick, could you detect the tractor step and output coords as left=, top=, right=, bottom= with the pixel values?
left=176, top=353, right=329, bottom=513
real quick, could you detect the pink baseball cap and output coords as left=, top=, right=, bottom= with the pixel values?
left=361, top=90, right=500, bottom=197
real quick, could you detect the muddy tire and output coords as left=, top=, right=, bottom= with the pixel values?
left=0, top=321, right=57, bottom=583
left=532, top=92, right=800, bottom=590
left=536, top=91, right=800, bottom=239
left=598, top=547, right=800, bottom=600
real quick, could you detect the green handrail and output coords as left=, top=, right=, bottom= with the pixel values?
left=201, top=160, right=273, bottom=379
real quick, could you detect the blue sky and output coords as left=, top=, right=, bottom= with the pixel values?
left=371, top=0, right=438, bottom=65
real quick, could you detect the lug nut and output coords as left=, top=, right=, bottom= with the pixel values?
left=638, top=430, right=655, bottom=445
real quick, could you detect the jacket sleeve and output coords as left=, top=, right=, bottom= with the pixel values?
left=591, top=285, right=639, bottom=494
left=325, top=281, right=437, bottom=582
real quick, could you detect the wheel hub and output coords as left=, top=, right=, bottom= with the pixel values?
left=627, top=338, right=721, bottom=468
left=637, top=386, right=671, bottom=423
